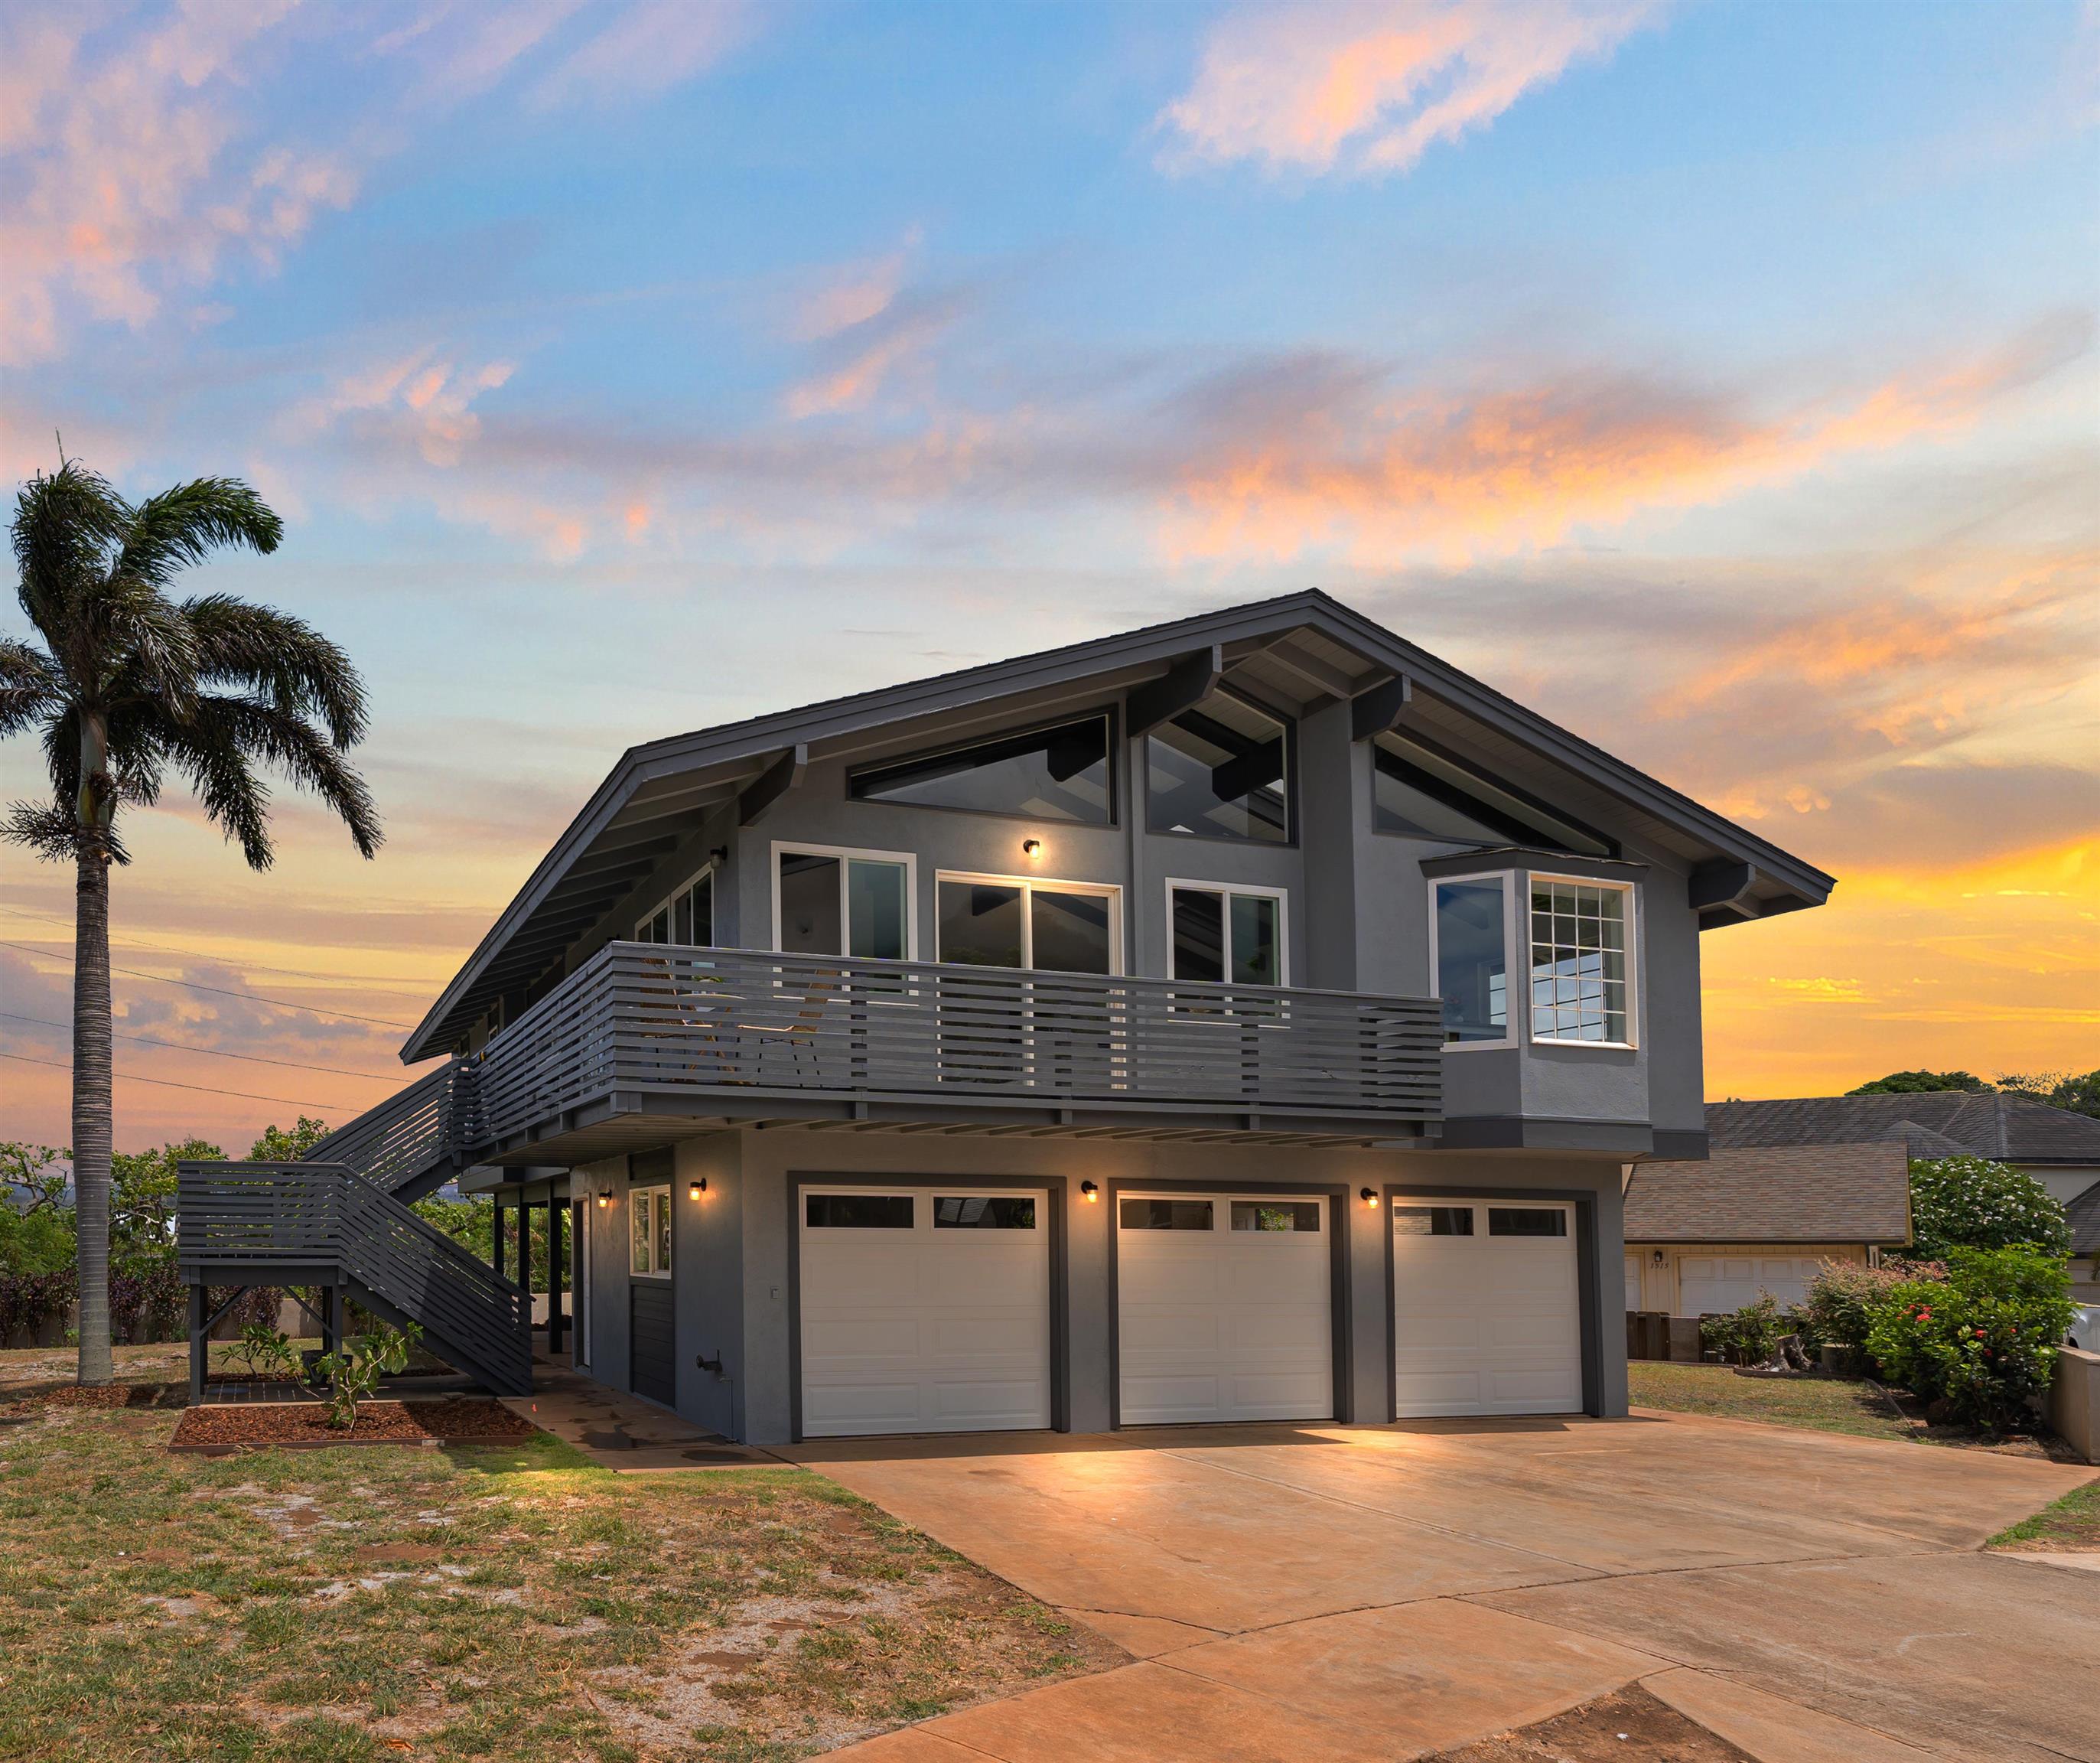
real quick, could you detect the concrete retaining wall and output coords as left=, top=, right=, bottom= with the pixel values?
left=2048, top=1345, right=2100, bottom=1465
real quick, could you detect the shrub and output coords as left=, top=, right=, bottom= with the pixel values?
left=1864, top=1246, right=2073, bottom=1433
left=1700, top=1294, right=1787, bottom=1365
left=1908, top=1155, right=2070, bottom=1259
left=0, top=1267, right=77, bottom=1345
left=108, top=1259, right=184, bottom=1344
left=1799, top=1258, right=1945, bottom=1351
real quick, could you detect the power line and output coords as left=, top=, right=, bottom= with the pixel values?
left=0, top=1050, right=341, bottom=1114
left=0, top=905, right=440, bottom=998
left=0, top=1012, right=402, bottom=1084
left=0, top=940, right=414, bottom=1030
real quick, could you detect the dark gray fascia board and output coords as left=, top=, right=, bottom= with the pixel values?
left=1433, top=1115, right=1655, bottom=1155
left=1418, top=847, right=1651, bottom=885
left=400, top=588, right=1835, bottom=1061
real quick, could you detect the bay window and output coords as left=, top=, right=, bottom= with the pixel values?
left=1529, top=877, right=1633, bottom=1044
left=1431, top=875, right=1512, bottom=1046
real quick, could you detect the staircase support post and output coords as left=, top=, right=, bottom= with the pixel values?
left=548, top=1194, right=567, bottom=1356
left=325, top=1283, right=347, bottom=1354
left=493, top=1195, right=506, bottom=1282
left=187, top=1284, right=207, bottom=1407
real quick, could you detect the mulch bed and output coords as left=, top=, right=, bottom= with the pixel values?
left=1430, top=1685, right=1750, bottom=1761
left=1, top=1382, right=187, bottom=1413
left=169, top=1398, right=541, bottom=1454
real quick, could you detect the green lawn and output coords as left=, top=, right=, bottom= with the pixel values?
left=1988, top=1478, right=2100, bottom=1552
left=1628, top=1360, right=1919, bottom=1442
left=0, top=1370, right=1115, bottom=1762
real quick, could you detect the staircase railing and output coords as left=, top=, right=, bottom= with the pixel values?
left=302, top=1060, right=485, bottom=1199
left=178, top=1160, right=531, bottom=1396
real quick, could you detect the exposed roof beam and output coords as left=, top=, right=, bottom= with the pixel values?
left=1351, top=673, right=1415, bottom=741
left=1125, top=644, right=1223, bottom=737
left=1256, top=637, right=1372, bottom=703
left=737, top=742, right=808, bottom=826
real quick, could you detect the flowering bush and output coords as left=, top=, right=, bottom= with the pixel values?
left=1799, top=1257, right=1946, bottom=1351
left=1908, top=1156, right=2070, bottom=1259
left=1864, top=1247, right=2072, bottom=1433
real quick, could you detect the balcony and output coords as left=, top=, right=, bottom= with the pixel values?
left=465, top=942, right=1441, bottom=1160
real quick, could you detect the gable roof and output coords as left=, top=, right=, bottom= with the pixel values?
left=1625, top=1142, right=1912, bottom=1243
left=2067, top=1181, right=2100, bottom=1257
left=1707, top=1093, right=2100, bottom=1168
left=400, top=589, right=1835, bottom=1061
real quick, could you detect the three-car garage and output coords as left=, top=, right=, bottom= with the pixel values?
left=793, top=1178, right=1590, bottom=1439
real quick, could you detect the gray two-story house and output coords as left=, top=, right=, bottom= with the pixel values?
left=179, top=591, right=1832, bottom=1442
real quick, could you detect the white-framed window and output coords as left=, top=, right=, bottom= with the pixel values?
left=636, top=864, right=716, bottom=947
left=934, top=870, right=1122, bottom=975
left=1165, top=879, right=1287, bottom=986
left=772, top=842, right=917, bottom=960
left=1427, top=873, right=1516, bottom=1048
left=630, top=1184, right=672, bottom=1279
left=1527, top=875, right=1636, bottom=1046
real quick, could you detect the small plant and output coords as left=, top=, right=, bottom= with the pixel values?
left=219, top=1321, right=301, bottom=1383
left=313, top=1321, right=420, bottom=1430
left=1699, top=1293, right=1786, bottom=1366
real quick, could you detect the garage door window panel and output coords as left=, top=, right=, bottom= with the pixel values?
left=1489, top=1207, right=1568, bottom=1237
left=1120, top=1198, right=1213, bottom=1230
left=1394, top=1204, right=1473, bottom=1236
left=806, top=1193, right=914, bottom=1229
left=1231, top=1201, right=1320, bottom=1233
left=934, top=1196, right=1036, bottom=1229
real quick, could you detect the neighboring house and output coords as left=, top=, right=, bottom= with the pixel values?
left=179, top=591, right=1833, bottom=1440
left=1622, top=1142, right=1910, bottom=1316
left=2067, top=1184, right=2100, bottom=1302
left=1706, top=1092, right=2100, bottom=1207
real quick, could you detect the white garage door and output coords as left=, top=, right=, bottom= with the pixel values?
left=798, top=1187, right=1052, bottom=1438
left=1392, top=1199, right=1584, bottom=1417
left=1118, top=1193, right=1334, bottom=1425
left=1678, top=1255, right=1825, bottom=1317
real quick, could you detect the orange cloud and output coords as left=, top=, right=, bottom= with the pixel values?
left=1161, top=1, right=1659, bottom=176
left=1161, top=313, right=2091, bottom=564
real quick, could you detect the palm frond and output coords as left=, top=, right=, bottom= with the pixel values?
left=115, top=477, right=282, bottom=588
left=183, top=595, right=369, bottom=746
left=0, top=797, right=128, bottom=864
left=0, top=637, right=61, bottom=736
left=11, top=462, right=129, bottom=645
left=160, top=695, right=381, bottom=869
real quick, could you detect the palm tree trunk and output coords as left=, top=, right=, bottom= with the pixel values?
left=72, top=840, right=114, bottom=1387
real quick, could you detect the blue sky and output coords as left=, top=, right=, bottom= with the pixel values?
left=3, top=0, right=2095, bottom=1147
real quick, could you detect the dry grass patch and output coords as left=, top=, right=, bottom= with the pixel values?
left=0, top=1396, right=1118, bottom=1761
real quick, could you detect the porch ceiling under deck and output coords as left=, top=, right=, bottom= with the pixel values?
left=477, top=1104, right=1422, bottom=1168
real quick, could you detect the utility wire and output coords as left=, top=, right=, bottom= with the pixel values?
left=0, top=1012, right=401, bottom=1085
left=0, top=940, right=414, bottom=1030
left=0, top=904, right=438, bottom=997
left=0, top=1050, right=341, bottom=1114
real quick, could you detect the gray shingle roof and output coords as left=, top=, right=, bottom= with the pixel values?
left=2067, top=1181, right=2100, bottom=1257
left=1625, top=1142, right=1912, bottom=1243
left=1706, top=1093, right=2100, bottom=1166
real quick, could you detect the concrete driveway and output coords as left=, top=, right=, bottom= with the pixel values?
left=785, top=1412, right=2099, bottom=1763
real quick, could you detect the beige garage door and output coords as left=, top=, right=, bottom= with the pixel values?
left=1678, top=1255, right=1826, bottom=1317
left=1392, top=1198, right=1584, bottom=1417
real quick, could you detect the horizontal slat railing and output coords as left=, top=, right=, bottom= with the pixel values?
left=302, top=1060, right=483, bottom=1195
left=477, top=943, right=1442, bottom=1139
left=177, top=1161, right=531, bottom=1395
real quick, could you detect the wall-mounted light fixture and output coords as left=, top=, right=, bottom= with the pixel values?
left=1651, top=1248, right=1666, bottom=1267
left=1021, top=838, right=1043, bottom=859
left=689, top=1178, right=707, bottom=1200
left=596, top=1189, right=613, bottom=1208
left=1079, top=1180, right=1099, bottom=1202
left=1360, top=1187, right=1378, bottom=1208
left=709, top=846, right=729, bottom=865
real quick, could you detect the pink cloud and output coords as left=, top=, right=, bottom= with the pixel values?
left=1160, top=0, right=1659, bottom=177
left=527, top=0, right=756, bottom=110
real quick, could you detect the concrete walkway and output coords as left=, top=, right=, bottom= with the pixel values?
left=502, top=1359, right=775, bottom=1471
left=785, top=1412, right=2097, bottom=1763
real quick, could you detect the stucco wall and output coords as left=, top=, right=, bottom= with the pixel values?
left=573, top=1126, right=1631, bottom=1445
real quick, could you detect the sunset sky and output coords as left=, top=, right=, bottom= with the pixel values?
left=2, top=0, right=2095, bottom=1155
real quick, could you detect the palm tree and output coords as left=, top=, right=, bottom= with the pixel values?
left=1, top=459, right=380, bottom=1386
